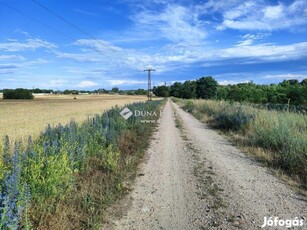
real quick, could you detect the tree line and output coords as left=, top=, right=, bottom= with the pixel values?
left=2, top=77, right=306, bottom=105
left=1, top=87, right=148, bottom=99
left=153, top=77, right=307, bottom=105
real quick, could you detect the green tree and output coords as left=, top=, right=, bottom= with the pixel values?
left=154, top=86, right=169, bottom=97
left=216, top=85, right=230, bottom=100
left=3, top=88, right=34, bottom=99
left=181, top=81, right=196, bottom=99
left=170, top=82, right=183, bottom=98
left=135, top=89, right=147, bottom=95
left=196, top=76, right=218, bottom=99
left=300, top=79, right=307, bottom=86
left=111, top=87, right=119, bottom=93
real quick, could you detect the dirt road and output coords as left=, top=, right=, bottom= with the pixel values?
left=106, top=100, right=306, bottom=229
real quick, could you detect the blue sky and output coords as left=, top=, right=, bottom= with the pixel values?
left=0, top=0, right=307, bottom=90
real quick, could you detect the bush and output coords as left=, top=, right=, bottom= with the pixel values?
left=182, top=100, right=195, bottom=113
left=3, top=89, right=34, bottom=99
left=213, top=106, right=255, bottom=131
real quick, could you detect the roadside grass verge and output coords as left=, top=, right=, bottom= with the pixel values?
left=0, top=100, right=164, bottom=229
left=172, top=98, right=307, bottom=189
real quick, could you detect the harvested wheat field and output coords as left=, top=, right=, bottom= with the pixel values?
left=0, top=94, right=147, bottom=144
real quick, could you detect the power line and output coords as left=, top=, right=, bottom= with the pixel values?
left=31, top=0, right=139, bottom=68
left=0, top=0, right=75, bottom=41
left=31, top=0, right=112, bottom=56
left=1, top=0, right=159, bottom=79
left=144, top=68, right=155, bottom=101
left=0, top=0, right=131, bottom=68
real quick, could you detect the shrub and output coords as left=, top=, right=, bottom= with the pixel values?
left=101, top=144, right=120, bottom=172
left=3, top=89, right=34, bottom=100
left=182, top=100, right=195, bottom=113
left=213, top=106, right=255, bottom=131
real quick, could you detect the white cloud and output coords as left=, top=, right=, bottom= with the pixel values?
left=74, top=39, right=123, bottom=53
left=262, top=73, right=306, bottom=80
left=63, top=67, right=107, bottom=76
left=0, top=38, right=56, bottom=52
left=236, top=38, right=254, bottom=46
left=0, top=59, right=50, bottom=75
left=0, top=55, right=25, bottom=61
left=55, top=51, right=101, bottom=63
left=107, top=80, right=147, bottom=86
left=224, top=1, right=256, bottom=20
left=218, top=80, right=249, bottom=85
left=196, top=0, right=242, bottom=13
left=132, top=4, right=207, bottom=44
left=218, top=0, right=307, bottom=31
left=141, top=42, right=307, bottom=67
left=77, top=80, right=98, bottom=88
left=263, top=5, right=284, bottom=19
left=14, top=29, right=30, bottom=37
left=57, top=38, right=307, bottom=77
left=236, top=33, right=271, bottom=46
left=219, top=42, right=307, bottom=61
left=56, top=40, right=132, bottom=71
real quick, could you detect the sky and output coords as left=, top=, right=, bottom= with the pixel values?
left=0, top=0, right=307, bottom=90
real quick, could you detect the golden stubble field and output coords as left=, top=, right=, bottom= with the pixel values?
left=0, top=94, right=147, bottom=144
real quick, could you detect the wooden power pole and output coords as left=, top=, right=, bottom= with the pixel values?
left=144, top=68, right=155, bottom=101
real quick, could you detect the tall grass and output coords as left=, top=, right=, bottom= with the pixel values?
left=176, top=98, right=307, bottom=187
left=0, top=100, right=163, bottom=229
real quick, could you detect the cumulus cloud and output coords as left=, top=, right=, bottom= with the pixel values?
left=217, top=0, right=307, bottom=31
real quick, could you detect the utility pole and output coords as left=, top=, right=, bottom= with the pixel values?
left=144, top=68, right=155, bottom=101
